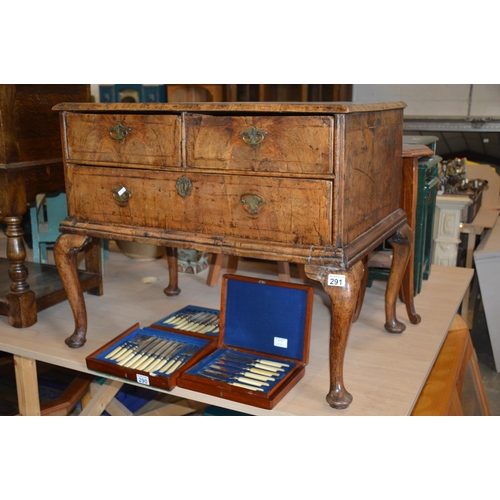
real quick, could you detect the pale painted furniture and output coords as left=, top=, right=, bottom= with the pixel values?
left=432, top=195, right=471, bottom=266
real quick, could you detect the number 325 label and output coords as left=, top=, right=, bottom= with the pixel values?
left=328, top=274, right=346, bottom=287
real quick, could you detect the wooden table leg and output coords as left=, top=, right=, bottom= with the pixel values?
left=4, top=216, right=37, bottom=328
left=164, top=247, right=181, bottom=296
left=13, top=355, right=41, bottom=416
left=54, top=233, right=92, bottom=348
left=305, top=261, right=365, bottom=409
left=79, top=379, right=123, bottom=416
left=386, top=223, right=421, bottom=332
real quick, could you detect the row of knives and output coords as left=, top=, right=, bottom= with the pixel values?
left=162, top=308, right=220, bottom=334
left=104, top=333, right=202, bottom=376
left=191, top=350, right=293, bottom=393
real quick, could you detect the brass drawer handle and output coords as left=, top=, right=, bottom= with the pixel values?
left=240, top=126, right=267, bottom=148
left=111, top=185, right=132, bottom=206
left=240, top=193, right=267, bottom=215
left=176, top=176, right=192, bottom=197
left=109, top=123, right=132, bottom=143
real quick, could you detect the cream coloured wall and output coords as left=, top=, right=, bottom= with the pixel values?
left=352, top=84, right=500, bottom=118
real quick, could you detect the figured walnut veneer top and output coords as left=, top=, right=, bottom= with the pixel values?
left=53, top=101, right=406, bottom=114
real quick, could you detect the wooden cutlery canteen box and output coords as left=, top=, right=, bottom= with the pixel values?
left=85, top=304, right=221, bottom=390
left=177, top=274, right=314, bottom=409
left=86, top=275, right=313, bottom=407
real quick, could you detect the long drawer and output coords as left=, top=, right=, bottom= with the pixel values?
left=184, top=113, right=334, bottom=174
left=66, top=165, right=333, bottom=246
left=63, top=113, right=181, bottom=168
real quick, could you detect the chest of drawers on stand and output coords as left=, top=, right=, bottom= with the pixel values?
left=53, top=102, right=419, bottom=410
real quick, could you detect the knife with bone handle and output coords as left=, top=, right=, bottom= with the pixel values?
left=200, top=369, right=266, bottom=391
left=106, top=334, right=155, bottom=361
left=129, top=339, right=176, bottom=370
left=149, top=343, right=187, bottom=373
left=189, top=315, right=219, bottom=333
left=174, top=311, right=211, bottom=330
left=215, top=359, right=277, bottom=382
left=105, top=334, right=149, bottom=360
left=113, top=336, right=159, bottom=364
left=225, top=351, right=290, bottom=369
left=118, top=337, right=164, bottom=367
left=163, top=309, right=199, bottom=325
left=157, top=343, right=194, bottom=374
left=142, top=342, right=186, bottom=373
left=177, top=312, right=218, bottom=332
left=219, top=355, right=281, bottom=377
left=195, top=316, right=220, bottom=334
left=206, top=364, right=272, bottom=386
left=163, top=344, right=201, bottom=375
left=203, top=368, right=269, bottom=388
left=223, top=353, right=286, bottom=373
left=198, top=372, right=264, bottom=392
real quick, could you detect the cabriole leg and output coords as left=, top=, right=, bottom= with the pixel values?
left=305, top=261, right=365, bottom=409
left=54, top=233, right=91, bottom=348
left=386, top=223, right=421, bottom=333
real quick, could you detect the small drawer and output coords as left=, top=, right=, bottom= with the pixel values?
left=66, top=165, right=333, bottom=247
left=185, top=114, right=334, bottom=174
left=64, top=113, right=181, bottom=168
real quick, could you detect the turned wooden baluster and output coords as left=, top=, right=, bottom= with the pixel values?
left=54, top=233, right=92, bottom=348
left=305, top=261, right=365, bottom=409
left=4, top=216, right=37, bottom=328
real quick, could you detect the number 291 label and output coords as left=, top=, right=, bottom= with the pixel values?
left=327, top=274, right=346, bottom=287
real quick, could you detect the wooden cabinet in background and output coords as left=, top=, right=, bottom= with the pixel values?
left=0, top=84, right=101, bottom=328
left=227, top=84, right=352, bottom=102
left=163, top=84, right=353, bottom=103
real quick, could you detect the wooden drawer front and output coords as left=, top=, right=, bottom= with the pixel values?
left=67, top=165, right=332, bottom=246
left=185, top=114, right=333, bottom=174
left=64, top=113, right=181, bottom=168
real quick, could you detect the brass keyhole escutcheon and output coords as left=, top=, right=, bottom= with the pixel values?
left=111, top=185, right=132, bottom=206
left=240, top=126, right=268, bottom=148
left=240, top=193, right=267, bottom=215
left=176, top=176, right=192, bottom=197
left=109, top=123, right=132, bottom=143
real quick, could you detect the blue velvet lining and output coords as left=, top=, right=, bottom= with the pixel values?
left=223, top=279, right=308, bottom=361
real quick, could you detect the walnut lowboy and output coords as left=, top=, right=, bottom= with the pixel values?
left=53, top=101, right=420, bottom=410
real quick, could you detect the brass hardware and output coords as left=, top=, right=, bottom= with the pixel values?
left=109, top=123, right=132, bottom=143
left=240, top=193, right=267, bottom=215
left=111, top=185, right=132, bottom=206
left=240, top=126, right=267, bottom=148
left=176, top=176, right=192, bottom=197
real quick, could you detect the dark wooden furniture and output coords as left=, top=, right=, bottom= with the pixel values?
left=53, top=101, right=418, bottom=410
left=0, top=84, right=101, bottom=328
left=365, top=143, right=440, bottom=297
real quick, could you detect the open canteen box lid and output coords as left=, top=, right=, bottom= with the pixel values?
left=177, top=274, right=314, bottom=409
